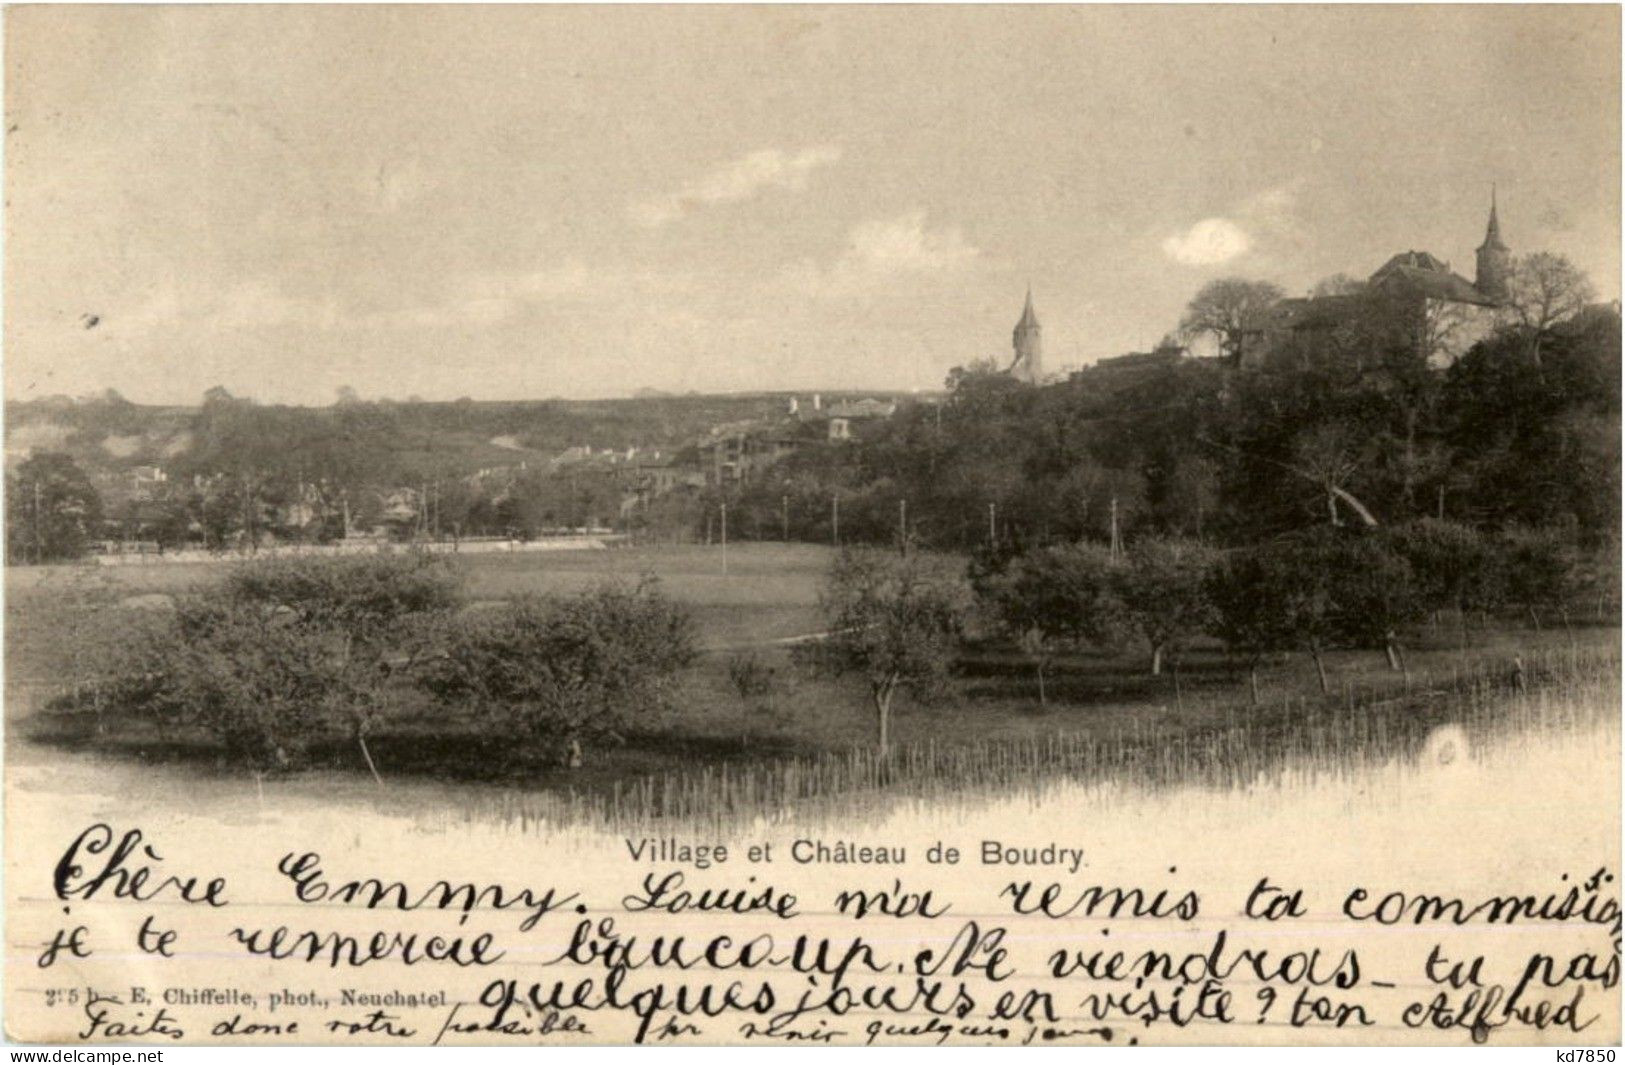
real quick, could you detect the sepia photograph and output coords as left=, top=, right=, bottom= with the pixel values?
left=2, top=3, right=1620, bottom=1051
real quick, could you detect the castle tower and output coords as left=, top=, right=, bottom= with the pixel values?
left=1011, top=288, right=1042, bottom=383
left=1475, top=186, right=1512, bottom=303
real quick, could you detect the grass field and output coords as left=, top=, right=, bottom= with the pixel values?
left=6, top=542, right=1620, bottom=824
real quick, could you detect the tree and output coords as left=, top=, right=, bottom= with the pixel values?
left=973, top=542, right=1122, bottom=703
left=1504, top=253, right=1595, bottom=365
left=1439, top=305, right=1619, bottom=535
left=1205, top=548, right=1299, bottom=704
left=433, top=479, right=483, bottom=544
left=1326, top=534, right=1423, bottom=673
left=6, top=451, right=103, bottom=563
left=1116, top=537, right=1217, bottom=675
left=107, top=552, right=466, bottom=778
left=223, top=548, right=465, bottom=721
left=1500, top=527, right=1579, bottom=630
left=1179, top=278, right=1286, bottom=366
left=1261, top=531, right=1346, bottom=693
left=425, top=578, right=696, bottom=767
left=1292, top=423, right=1380, bottom=527
left=1385, top=520, right=1499, bottom=643
left=815, top=548, right=967, bottom=751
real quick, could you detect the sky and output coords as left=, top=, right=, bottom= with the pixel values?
left=5, top=5, right=1620, bottom=406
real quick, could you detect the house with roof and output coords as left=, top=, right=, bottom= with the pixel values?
left=822, top=398, right=897, bottom=440
left=1262, top=191, right=1512, bottom=368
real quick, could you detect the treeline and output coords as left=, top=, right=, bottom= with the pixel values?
left=971, top=521, right=1606, bottom=706
left=727, top=303, right=1621, bottom=553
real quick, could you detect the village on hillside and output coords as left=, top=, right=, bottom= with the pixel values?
left=6, top=189, right=1614, bottom=564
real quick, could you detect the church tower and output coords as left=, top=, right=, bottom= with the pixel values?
left=1475, top=186, right=1512, bottom=303
left=1011, top=288, right=1043, bottom=383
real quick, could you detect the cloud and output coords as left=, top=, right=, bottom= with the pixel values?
left=845, top=211, right=980, bottom=274
left=1162, top=217, right=1251, bottom=267
left=783, top=210, right=980, bottom=296
left=1161, top=182, right=1306, bottom=268
left=630, top=145, right=841, bottom=227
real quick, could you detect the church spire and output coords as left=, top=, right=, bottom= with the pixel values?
left=1480, top=184, right=1507, bottom=251
left=1017, top=285, right=1039, bottom=329
left=1475, top=185, right=1511, bottom=302
left=1011, top=287, right=1043, bottom=383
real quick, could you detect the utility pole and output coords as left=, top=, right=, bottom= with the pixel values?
left=720, top=502, right=729, bottom=575
left=781, top=495, right=789, bottom=542
left=1109, top=495, right=1121, bottom=560
left=832, top=494, right=840, bottom=547
left=988, top=501, right=996, bottom=548
left=898, top=498, right=908, bottom=557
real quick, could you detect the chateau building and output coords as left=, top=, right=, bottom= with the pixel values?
left=1267, top=191, right=1513, bottom=367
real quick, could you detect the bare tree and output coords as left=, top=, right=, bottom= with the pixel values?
left=1179, top=278, right=1286, bottom=366
left=1293, top=423, right=1379, bottom=527
left=1418, top=298, right=1472, bottom=364
left=1504, top=252, right=1595, bottom=365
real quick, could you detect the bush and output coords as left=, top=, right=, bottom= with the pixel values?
left=726, top=652, right=779, bottom=701
left=423, top=578, right=697, bottom=766
left=96, top=551, right=466, bottom=775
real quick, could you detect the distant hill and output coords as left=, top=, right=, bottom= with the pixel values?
left=3, top=390, right=928, bottom=483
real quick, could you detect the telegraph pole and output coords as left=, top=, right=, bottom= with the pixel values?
left=898, top=498, right=908, bottom=557
left=1109, top=495, right=1121, bottom=560
left=781, top=494, right=789, bottom=542
left=832, top=494, right=840, bottom=547
left=988, top=501, right=996, bottom=548
left=720, top=502, right=729, bottom=575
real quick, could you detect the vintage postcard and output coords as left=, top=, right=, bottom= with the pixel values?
left=3, top=4, right=1620, bottom=1050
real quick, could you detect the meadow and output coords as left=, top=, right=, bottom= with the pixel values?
left=7, top=542, right=1619, bottom=829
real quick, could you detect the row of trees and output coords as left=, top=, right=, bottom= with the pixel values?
left=96, top=553, right=696, bottom=773
left=3, top=448, right=637, bottom=561
left=975, top=521, right=1591, bottom=702
left=809, top=521, right=1600, bottom=750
